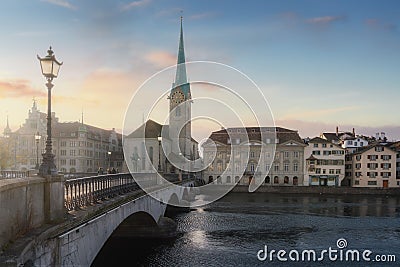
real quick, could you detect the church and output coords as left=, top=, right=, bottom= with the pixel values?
left=124, top=18, right=200, bottom=179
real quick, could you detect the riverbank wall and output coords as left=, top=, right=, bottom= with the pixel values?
left=229, top=185, right=400, bottom=195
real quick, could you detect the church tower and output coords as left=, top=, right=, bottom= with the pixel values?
left=169, top=17, right=192, bottom=159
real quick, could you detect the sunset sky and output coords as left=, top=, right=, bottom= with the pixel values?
left=0, top=0, right=399, bottom=141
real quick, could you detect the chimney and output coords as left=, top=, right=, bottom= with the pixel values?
left=376, top=133, right=380, bottom=140
left=352, top=128, right=355, bottom=136
left=336, top=126, right=339, bottom=136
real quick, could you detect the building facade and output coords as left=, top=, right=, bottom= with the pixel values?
left=2, top=100, right=124, bottom=174
left=304, top=137, right=345, bottom=186
left=202, top=127, right=306, bottom=186
left=350, top=143, right=398, bottom=188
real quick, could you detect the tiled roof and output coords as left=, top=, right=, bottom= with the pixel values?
left=205, top=126, right=303, bottom=145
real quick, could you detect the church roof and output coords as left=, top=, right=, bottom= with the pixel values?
left=127, top=119, right=170, bottom=140
left=172, top=17, right=191, bottom=98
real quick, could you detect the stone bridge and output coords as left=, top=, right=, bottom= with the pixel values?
left=0, top=173, right=199, bottom=267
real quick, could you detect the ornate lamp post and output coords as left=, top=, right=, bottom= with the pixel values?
left=157, top=135, right=162, bottom=172
left=37, top=46, right=63, bottom=176
left=107, top=151, right=111, bottom=170
left=35, top=132, right=41, bottom=170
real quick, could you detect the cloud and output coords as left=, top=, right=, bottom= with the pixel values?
left=120, top=0, right=151, bottom=11
left=41, top=0, right=77, bottom=10
left=306, top=15, right=346, bottom=25
left=189, top=12, right=216, bottom=20
left=365, top=18, right=397, bottom=32
left=145, top=51, right=176, bottom=68
left=281, top=106, right=360, bottom=120
left=0, top=79, right=45, bottom=98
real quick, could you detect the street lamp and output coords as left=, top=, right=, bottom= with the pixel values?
left=37, top=46, right=63, bottom=176
left=35, top=132, right=41, bottom=170
left=107, top=151, right=111, bottom=170
left=157, top=135, right=162, bottom=172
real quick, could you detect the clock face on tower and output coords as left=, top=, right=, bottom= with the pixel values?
left=171, top=90, right=185, bottom=104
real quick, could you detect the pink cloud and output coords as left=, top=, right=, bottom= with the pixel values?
left=145, top=51, right=177, bottom=68
left=306, top=15, right=346, bottom=25
left=0, top=79, right=46, bottom=98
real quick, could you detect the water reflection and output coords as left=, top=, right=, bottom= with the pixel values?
left=92, top=193, right=400, bottom=267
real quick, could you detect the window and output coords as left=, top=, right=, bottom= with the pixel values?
left=354, top=180, right=360, bottom=185
left=368, top=181, right=377, bottom=185
left=250, top=163, right=255, bottom=172
left=61, top=150, right=66, bottom=156
left=381, top=172, right=391, bottom=178
left=323, top=151, right=331, bottom=156
left=274, top=164, right=279, bottom=172
left=70, top=159, right=76, bottom=166
left=250, top=151, right=255, bottom=158
left=329, top=169, right=334, bottom=174
left=380, top=163, right=390, bottom=169
left=354, top=142, right=358, bottom=146
left=284, top=176, right=289, bottom=184
left=312, top=151, right=321, bottom=155
left=322, top=143, right=327, bottom=148
left=368, top=155, right=378, bottom=161
left=336, top=169, right=341, bottom=174
left=355, top=155, right=361, bottom=161
left=313, top=143, right=318, bottom=148
left=70, top=150, right=76, bottom=156
left=316, top=168, right=321, bottom=174
left=284, top=151, right=289, bottom=158
left=284, top=163, right=289, bottom=172
left=293, top=151, right=299, bottom=158
left=265, top=176, right=270, bottom=184
left=61, top=141, right=66, bottom=147
left=70, top=141, right=76, bottom=147
left=375, top=146, right=384, bottom=152
left=293, top=163, right=298, bottom=172
left=355, top=172, right=361, bottom=177
left=360, top=142, right=364, bottom=146
left=266, top=164, right=270, bottom=172
left=274, top=176, right=279, bottom=184
left=381, top=155, right=391, bottom=160
left=293, top=176, right=298, bottom=185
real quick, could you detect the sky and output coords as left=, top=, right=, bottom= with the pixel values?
left=0, top=0, right=399, bottom=142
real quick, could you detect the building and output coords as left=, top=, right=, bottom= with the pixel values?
left=304, top=137, right=345, bottom=186
left=320, top=126, right=369, bottom=153
left=202, top=127, right=306, bottom=186
left=2, top=100, right=124, bottom=174
left=124, top=18, right=199, bottom=178
left=349, top=142, right=398, bottom=188
left=389, top=141, right=400, bottom=185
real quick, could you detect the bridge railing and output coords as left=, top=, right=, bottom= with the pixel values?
left=64, top=173, right=156, bottom=211
left=0, top=170, right=31, bottom=179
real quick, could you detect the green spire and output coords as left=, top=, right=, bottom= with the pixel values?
left=174, top=16, right=188, bottom=88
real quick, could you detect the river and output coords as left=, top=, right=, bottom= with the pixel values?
left=92, top=193, right=400, bottom=266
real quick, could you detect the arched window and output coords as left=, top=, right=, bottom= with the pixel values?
left=226, top=176, right=231, bottom=184
left=274, top=176, right=279, bottom=184
left=293, top=176, right=298, bottom=186
left=208, top=176, right=214, bottom=183
left=265, top=176, right=270, bottom=184
left=235, top=176, right=240, bottom=183
left=284, top=176, right=289, bottom=184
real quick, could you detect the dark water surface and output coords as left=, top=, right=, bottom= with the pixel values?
left=92, top=193, right=400, bottom=266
